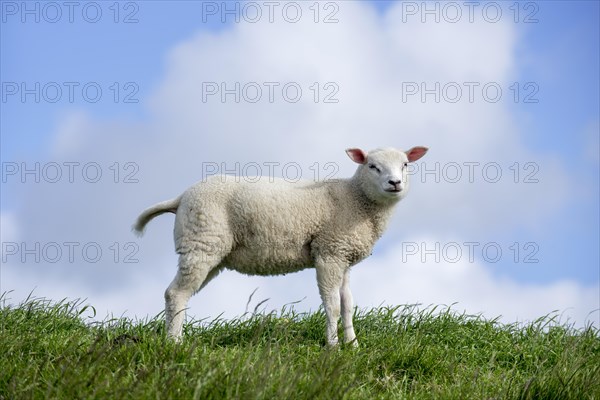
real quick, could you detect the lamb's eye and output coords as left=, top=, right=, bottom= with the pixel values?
left=369, top=164, right=380, bottom=173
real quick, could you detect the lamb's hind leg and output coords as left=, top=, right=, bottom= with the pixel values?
left=165, top=251, right=221, bottom=340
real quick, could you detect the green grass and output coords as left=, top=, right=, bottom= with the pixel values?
left=1, top=294, right=599, bottom=399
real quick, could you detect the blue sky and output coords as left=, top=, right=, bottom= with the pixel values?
left=1, top=1, right=599, bottom=326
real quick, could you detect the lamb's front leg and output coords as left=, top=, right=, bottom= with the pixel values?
left=340, top=270, right=358, bottom=346
left=316, top=259, right=345, bottom=346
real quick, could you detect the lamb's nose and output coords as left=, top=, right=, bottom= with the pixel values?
left=388, top=179, right=401, bottom=187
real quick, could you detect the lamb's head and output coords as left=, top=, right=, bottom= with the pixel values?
left=346, top=146, right=428, bottom=204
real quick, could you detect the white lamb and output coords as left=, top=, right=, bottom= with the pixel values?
left=134, top=146, right=428, bottom=345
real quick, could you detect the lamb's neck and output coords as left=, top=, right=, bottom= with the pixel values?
left=346, top=179, right=398, bottom=236
left=368, top=202, right=396, bottom=238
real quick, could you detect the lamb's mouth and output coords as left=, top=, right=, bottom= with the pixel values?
left=385, top=188, right=402, bottom=193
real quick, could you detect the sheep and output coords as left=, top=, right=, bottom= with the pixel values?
left=134, top=146, right=428, bottom=345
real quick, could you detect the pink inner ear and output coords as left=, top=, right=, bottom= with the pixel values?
left=346, top=148, right=367, bottom=164
left=406, top=146, right=428, bottom=162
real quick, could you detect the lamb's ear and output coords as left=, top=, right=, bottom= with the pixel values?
left=346, top=148, right=368, bottom=164
left=406, top=146, right=428, bottom=162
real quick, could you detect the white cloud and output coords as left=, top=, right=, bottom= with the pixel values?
left=2, top=2, right=592, bottom=328
left=353, top=240, right=599, bottom=327
left=1, top=212, right=19, bottom=263
left=0, top=212, right=18, bottom=242
left=51, top=110, right=90, bottom=157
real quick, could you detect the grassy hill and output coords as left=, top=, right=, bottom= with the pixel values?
left=1, top=296, right=598, bottom=399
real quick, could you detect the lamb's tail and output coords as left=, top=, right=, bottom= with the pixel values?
left=132, top=196, right=181, bottom=237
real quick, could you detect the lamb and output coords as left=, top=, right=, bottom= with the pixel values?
left=133, top=146, right=428, bottom=346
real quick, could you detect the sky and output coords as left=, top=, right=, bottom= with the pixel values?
left=1, top=0, right=599, bottom=328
